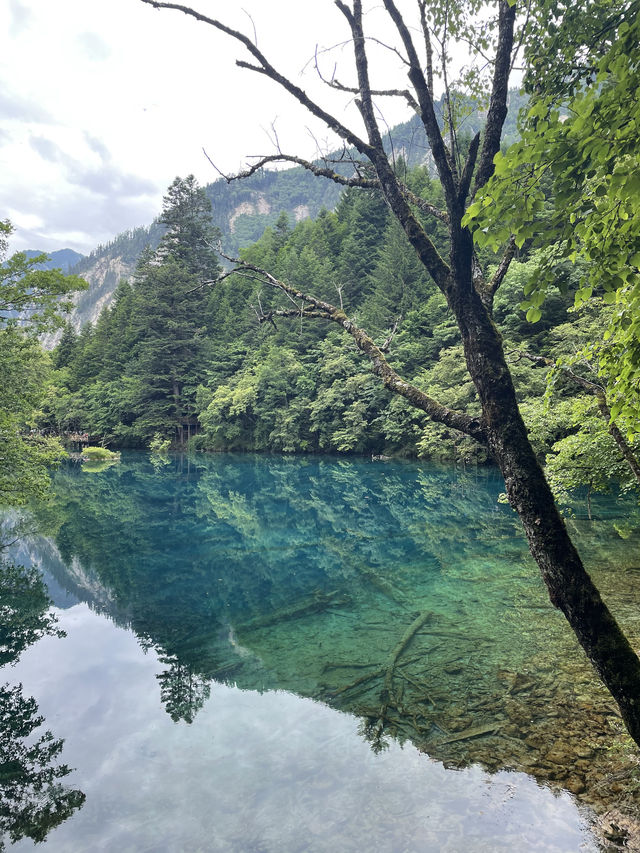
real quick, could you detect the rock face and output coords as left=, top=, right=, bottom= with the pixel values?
left=228, top=196, right=272, bottom=233
left=41, top=252, right=141, bottom=348
left=73, top=255, right=136, bottom=326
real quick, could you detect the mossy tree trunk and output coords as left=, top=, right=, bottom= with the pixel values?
left=453, top=269, right=640, bottom=744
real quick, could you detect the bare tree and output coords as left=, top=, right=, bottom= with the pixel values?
left=139, top=0, right=640, bottom=747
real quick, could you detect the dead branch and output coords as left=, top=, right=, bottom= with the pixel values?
left=144, top=0, right=452, bottom=282
left=382, top=610, right=434, bottom=699
left=211, top=146, right=448, bottom=224
left=314, top=44, right=420, bottom=111
left=208, top=151, right=381, bottom=189
left=376, top=609, right=434, bottom=736
left=217, top=252, right=487, bottom=443
left=418, top=0, right=434, bottom=94
left=139, top=0, right=375, bottom=157
left=381, top=0, right=458, bottom=213
left=380, top=316, right=402, bottom=352
left=337, top=0, right=452, bottom=288
left=510, top=0, right=534, bottom=75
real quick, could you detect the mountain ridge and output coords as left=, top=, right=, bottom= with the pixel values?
left=23, top=248, right=85, bottom=273
left=44, top=90, right=526, bottom=340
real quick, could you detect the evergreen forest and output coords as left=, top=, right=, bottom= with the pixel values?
left=21, top=162, right=638, bottom=515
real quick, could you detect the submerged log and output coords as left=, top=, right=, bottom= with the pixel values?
left=237, top=590, right=352, bottom=633
left=382, top=610, right=434, bottom=701
left=439, top=722, right=502, bottom=744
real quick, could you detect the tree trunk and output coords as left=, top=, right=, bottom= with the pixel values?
left=455, top=278, right=640, bottom=745
left=597, top=396, right=640, bottom=488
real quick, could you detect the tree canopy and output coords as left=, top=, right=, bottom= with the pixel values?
left=0, top=221, right=86, bottom=506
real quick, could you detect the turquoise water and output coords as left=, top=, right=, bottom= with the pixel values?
left=5, top=452, right=640, bottom=850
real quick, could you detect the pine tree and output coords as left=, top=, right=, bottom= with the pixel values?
left=158, top=175, right=222, bottom=279
left=52, top=322, right=78, bottom=370
left=125, top=177, right=222, bottom=444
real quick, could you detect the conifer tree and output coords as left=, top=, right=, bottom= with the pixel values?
left=127, top=177, right=222, bottom=444
left=158, top=175, right=221, bottom=278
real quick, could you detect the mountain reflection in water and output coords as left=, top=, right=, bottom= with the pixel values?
left=7, top=451, right=640, bottom=849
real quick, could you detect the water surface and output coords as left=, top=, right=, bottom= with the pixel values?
left=5, top=452, right=640, bottom=850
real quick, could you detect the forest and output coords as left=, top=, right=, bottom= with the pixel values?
left=8, top=159, right=640, bottom=512
left=2, top=0, right=640, bottom=846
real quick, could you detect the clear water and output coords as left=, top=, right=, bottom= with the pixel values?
left=5, top=451, right=640, bottom=851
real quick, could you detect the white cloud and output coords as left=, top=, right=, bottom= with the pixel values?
left=0, top=0, right=424, bottom=254
left=7, top=0, right=32, bottom=37
left=75, top=31, right=112, bottom=62
left=6, top=209, right=44, bottom=231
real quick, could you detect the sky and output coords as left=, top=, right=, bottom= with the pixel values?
left=1, top=0, right=421, bottom=255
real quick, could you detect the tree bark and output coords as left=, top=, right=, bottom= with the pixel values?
left=452, top=277, right=640, bottom=745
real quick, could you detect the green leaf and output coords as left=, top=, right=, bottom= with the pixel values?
left=526, top=306, right=542, bottom=323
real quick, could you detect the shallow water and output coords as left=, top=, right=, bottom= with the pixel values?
left=4, top=452, right=640, bottom=850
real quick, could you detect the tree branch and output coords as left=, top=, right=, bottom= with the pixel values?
left=418, top=0, right=434, bottom=95
left=142, top=0, right=452, bottom=288
left=220, top=255, right=487, bottom=442
left=458, top=132, right=481, bottom=207
left=474, top=0, right=517, bottom=193
left=478, top=235, right=516, bottom=311
left=207, top=147, right=449, bottom=224
left=336, top=0, right=452, bottom=288
left=313, top=44, right=419, bottom=111
left=408, top=194, right=449, bottom=225
left=204, top=150, right=381, bottom=189
left=380, top=316, right=402, bottom=352
left=139, top=0, right=375, bottom=158
left=381, top=0, right=458, bottom=213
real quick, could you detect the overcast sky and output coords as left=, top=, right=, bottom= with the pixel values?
left=1, top=0, right=424, bottom=255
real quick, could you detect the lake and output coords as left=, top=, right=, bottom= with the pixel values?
left=4, top=452, right=640, bottom=851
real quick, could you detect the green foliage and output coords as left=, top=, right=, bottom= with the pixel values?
left=149, top=433, right=171, bottom=453
left=0, top=324, right=66, bottom=507
left=0, top=221, right=87, bottom=334
left=40, top=145, right=634, bottom=485
left=158, top=175, right=222, bottom=277
left=81, top=446, right=120, bottom=461
left=464, top=10, right=640, bottom=437
left=544, top=398, right=640, bottom=506
left=0, top=220, right=88, bottom=507
left=0, top=561, right=85, bottom=847
left=45, top=178, right=222, bottom=447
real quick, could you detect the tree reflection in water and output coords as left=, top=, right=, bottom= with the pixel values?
left=21, top=452, right=640, bottom=835
left=0, top=561, right=85, bottom=849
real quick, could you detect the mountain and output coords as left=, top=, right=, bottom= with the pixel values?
left=47, top=168, right=345, bottom=340
left=65, top=224, right=165, bottom=330
left=50, top=90, right=527, bottom=340
left=24, top=248, right=84, bottom=273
